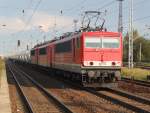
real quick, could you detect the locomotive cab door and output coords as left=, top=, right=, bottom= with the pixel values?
left=73, top=38, right=76, bottom=62
left=49, top=47, right=52, bottom=67
left=47, top=46, right=52, bottom=67
left=36, top=49, right=38, bottom=65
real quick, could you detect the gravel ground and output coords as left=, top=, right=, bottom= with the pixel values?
left=6, top=66, right=26, bottom=113
left=17, top=63, right=134, bottom=113
left=49, top=88, right=134, bottom=113
left=99, top=90, right=150, bottom=112
left=118, top=81, right=150, bottom=99
left=7, top=63, right=64, bottom=113
left=8, top=62, right=63, bottom=113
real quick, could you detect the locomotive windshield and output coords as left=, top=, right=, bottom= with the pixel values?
left=102, top=38, right=119, bottom=48
left=85, top=37, right=120, bottom=48
left=85, top=38, right=102, bottom=48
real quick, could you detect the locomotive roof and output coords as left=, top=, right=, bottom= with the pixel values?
left=31, top=31, right=121, bottom=50
left=32, top=32, right=82, bottom=49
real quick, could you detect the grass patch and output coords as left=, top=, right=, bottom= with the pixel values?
left=0, top=58, right=4, bottom=70
left=121, top=67, right=150, bottom=81
left=0, top=58, right=4, bottom=86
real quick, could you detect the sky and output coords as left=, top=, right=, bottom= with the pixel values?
left=0, top=0, right=150, bottom=56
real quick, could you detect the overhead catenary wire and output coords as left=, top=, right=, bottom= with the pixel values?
left=15, top=0, right=43, bottom=43
left=98, top=0, right=115, bottom=10
left=63, top=0, right=87, bottom=12
left=108, top=0, right=149, bottom=16
left=13, top=0, right=43, bottom=52
left=104, top=0, right=150, bottom=32
left=122, top=15, right=150, bottom=28
left=80, top=0, right=116, bottom=25
left=60, top=0, right=116, bottom=19
left=23, top=0, right=42, bottom=31
left=39, top=1, right=119, bottom=38
left=21, top=0, right=150, bottom=42
left=24, top=0, right=150, bottom=38
left=24, top=0, right=117, bottom=36
left=107, top=14, right=150, bottom=32
left=0, top=0, right=34, bottom=10
left=0, top=0, right=149, bottom=56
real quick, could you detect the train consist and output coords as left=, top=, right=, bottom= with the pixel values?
left=29, top=31, right=122, bottom=87
left=12, top=11, right=123, bottom=87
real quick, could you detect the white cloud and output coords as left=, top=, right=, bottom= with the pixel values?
left=0, top=16, right=25, bottom=33
left=0, top=11, right=74, bottom=34
left=30, top=11, right=74, bottom=32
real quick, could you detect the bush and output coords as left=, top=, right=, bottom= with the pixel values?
left=121, top=67, right=150, bottom=80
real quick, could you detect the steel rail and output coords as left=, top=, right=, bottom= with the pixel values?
left=121, top=77, right=150, bottom=87
left=53, top=76, right=150, bottom=113
left=7, top=63, right=34, bottom=113
left=85, top=88, right=150, bottom=113
left=11, top=61, right=74, bottom=113
left=14, top=61, right=150, bottom=113
left=101, top=87, right=150, bottom=105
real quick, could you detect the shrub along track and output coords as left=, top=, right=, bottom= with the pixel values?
left=7, top=61, right=73, bottom=113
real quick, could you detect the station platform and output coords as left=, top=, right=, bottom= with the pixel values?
left=0, top=69, right=12, bottom=113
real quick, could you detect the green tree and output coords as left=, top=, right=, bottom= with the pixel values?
left=123, top=29, right=150, bottom=62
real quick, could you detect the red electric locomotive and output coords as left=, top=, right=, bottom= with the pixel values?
left=30, top=31, right=122, bottom=87
left=30, top=11, right=123, bottom=87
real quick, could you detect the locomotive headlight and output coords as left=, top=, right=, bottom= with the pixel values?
left=112, top=62, right=116, bottom=66
left=89, top=62, right=94, bottom=66
left=88, top=71, right=95, bottom=78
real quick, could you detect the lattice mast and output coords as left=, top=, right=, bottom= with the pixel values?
left=117, top=0, right=124, bottom=33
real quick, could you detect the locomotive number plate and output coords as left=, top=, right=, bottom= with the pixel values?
left=99, top=62, right=106, bottom=65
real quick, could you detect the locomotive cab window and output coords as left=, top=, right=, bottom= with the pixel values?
left=85, top=37, right=102, bottom=48
left=76, top=37, right=80, bottom=48
left=85, top=37, right=120, bottom=49
left=102, top=38, right=119, bottom=48
left=31, top=50, right=35, bottom=56
left=55, top=40, right=72, bottom=53
left=39, top=47, right=47, bottom=55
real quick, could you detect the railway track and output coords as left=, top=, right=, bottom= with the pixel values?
left=95, top=88, right=150, bottom=113
left=7, top=61, right=73, bottom=113
left=61, top=79, right=150, bottom=113
left=121, top=77, right=150, bottom=87
left=13, top=61, right=134, bottom=113
left=140, top=66, right=150, bottom=70
left=8, top=63, right=34, bottom=113
left=13, top=61, right=150, bottom=113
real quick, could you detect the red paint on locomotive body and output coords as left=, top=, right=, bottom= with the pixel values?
left=82, top=32, right=122, bottom=67
left=30, top=31, right=122, bottom=87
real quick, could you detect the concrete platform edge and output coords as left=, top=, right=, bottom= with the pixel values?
left=0, top=69, right=12, bottom=113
